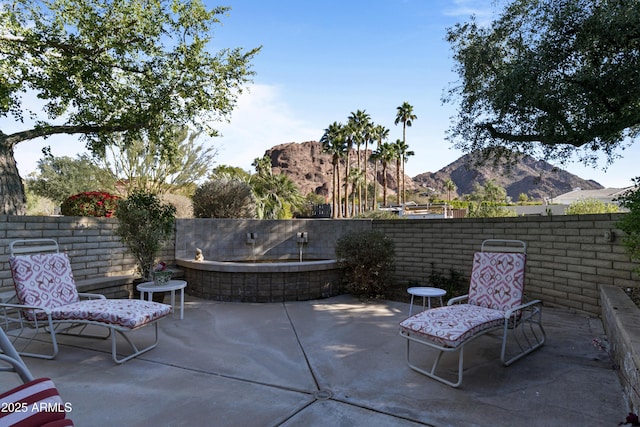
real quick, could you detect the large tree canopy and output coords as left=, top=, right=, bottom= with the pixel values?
left=445, top=0, right=640, bottom=166
left=0, top=0, right=259, bottom=214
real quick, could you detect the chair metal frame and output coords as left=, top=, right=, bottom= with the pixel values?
left=399, top=239, right=546, bottom=387
left=0, top=239, right=169, bottom=364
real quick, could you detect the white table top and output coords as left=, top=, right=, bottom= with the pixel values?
left=407, top=287, right=446, bottom=297
left=137, top=279, right=187, bottom=293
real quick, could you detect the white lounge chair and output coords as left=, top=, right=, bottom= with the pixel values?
left=0, top=239, right=172, bottom=364
left=399, top=239, right=546, bottom=387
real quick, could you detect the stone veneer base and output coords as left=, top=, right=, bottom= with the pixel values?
left=176, top=258, right=343, bottom=303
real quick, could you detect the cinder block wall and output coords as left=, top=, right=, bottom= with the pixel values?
left=374, top=213, right=639, bottom=314
left=0, top=215, right=175, bottom=295
left=1, top=214, right=638, bottom=315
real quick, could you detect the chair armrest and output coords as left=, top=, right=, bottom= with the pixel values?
left=504, top=299, right=542, bottom=319
left=447, top=294, right=469, bottom=305
left=0, top=302, right=52, bottom=314
left=78, top=292, right=107, bottom=300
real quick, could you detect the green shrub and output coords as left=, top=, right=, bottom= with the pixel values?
left=616, top=178, right=640, bottom=272
left=335, top=230, right=395, bottom=298
left=115, top=191, right=176, bottom=280
left=60, top=191, right=120, bottom=217
left=565, top=198, right=620, bottom=214
left=192, top=178, right=255, bottom=218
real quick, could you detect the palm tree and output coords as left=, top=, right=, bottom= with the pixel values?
left=347, top=110, right=371, bottom=213
left=394, top=139, right=414, bottom=204
left=250, top=154, right=304, bottom=219
left=362, top=120, right=375, bottom=211
left=348, top=168, right=365, bottom=216
left=392, top=139, right=403, bottom=204
left=342, top=122, right=355, bottom=218
left=371, top=124, right=389, bottom=210
left=394, top=102, right=417, bottom=205
left=320, top=122, right=346, bottom=218
left=374, top=142, right=396, bottom=207
left=444, top=178, right=457, bottom=202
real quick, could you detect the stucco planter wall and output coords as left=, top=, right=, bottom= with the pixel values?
left=601, top=285, right=640, bottom=412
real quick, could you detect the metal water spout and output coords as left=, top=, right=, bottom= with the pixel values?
left=296, top=232, right=308, bottom=262
left=246, top=232, right=257, bottom=261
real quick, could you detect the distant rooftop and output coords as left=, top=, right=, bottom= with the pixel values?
left=551, top=186, right=637, bottom=205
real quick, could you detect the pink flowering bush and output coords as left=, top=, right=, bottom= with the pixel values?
left=60, top=191, right=121, bottom=217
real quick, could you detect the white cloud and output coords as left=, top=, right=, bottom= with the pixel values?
left=442, top=0, right=498, bottom=26
left=209, top=83, right=321, bottom=172
left=8, top=83, right=319, bottom=177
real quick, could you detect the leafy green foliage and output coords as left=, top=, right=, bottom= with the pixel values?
left=0, top=0, right=259, bottom=214
left=250, top=155, right=304, bottom=219
left=192, top=178, right=256, bottom=218
left=335, top=230, right=395, bottom=298
left=61, top=191, right=120, bottom=217
left=27, top=154, right=115, bottom=204
left=445, top=0, right=640, bottom=166
left=115, top=191, right=176, bottom=279
left=100, top=129, right=216, bottom=197
left=616, top=178, right=640, bottom=270
left=565, top=198, right=620, bottom=215
left=466, top=202, right=517, bottom=218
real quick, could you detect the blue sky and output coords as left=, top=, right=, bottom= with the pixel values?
left=10, top=0, right=639, bottom=188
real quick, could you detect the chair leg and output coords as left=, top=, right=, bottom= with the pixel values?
left=404, top=336, right=465, bottom=388
left=111, top=322, right=161, bottom=364
left=6, top=317, right=59, bottom=361
left=501, top=305, right=546, bottom=366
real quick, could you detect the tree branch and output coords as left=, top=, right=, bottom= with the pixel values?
left=1, top=122, right=147, bottom=148
left=479, top=123, right=583, bottom=147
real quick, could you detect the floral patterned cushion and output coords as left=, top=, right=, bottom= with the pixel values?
left=9, top=254, right=80, bottom=310
left=400, top=304, right=506, bottom=348
left=9, top=253, right=171, bottom=328
left=50, top=299, right=172, bottom=329
left=468, top=252, right=526, bottom=311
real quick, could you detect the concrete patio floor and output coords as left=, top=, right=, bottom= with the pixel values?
left=0, top=295, right=629, bottom=426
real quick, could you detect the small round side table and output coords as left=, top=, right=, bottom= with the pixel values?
left=407, top=287, right=446, bottom=315
left=137, top=279, right=187, bottom=320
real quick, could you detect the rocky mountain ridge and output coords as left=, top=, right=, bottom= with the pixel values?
left=265, top=141, right=603, bottom=202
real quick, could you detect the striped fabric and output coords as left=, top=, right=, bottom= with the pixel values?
left=0, top=378, right=73, bottom=426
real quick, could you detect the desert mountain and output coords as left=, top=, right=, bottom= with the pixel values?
left=265, top=141, right=602, bottom=202
left=413, top=151, right=603, bottom=201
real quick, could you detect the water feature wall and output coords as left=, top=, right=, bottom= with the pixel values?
left=175, top=218, right=371, bottom=302
left=175, top=218, right=370, bottom=262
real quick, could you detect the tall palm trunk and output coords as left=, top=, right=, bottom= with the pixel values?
left=336, top=159, right=342, bottom=218
left=373, top=159, right=378, bottom=210
left=396, top=157, right=401, bottom=205
left=344, top=148, right=350, bottom=218
left=382, top=162, right=388, bottom=206
left=402, top=124, right=406, bottom=205
left=356, top=145, right=361, bottom=215
left=331, top=155, right=338, bottom=218
left=401, top=155, right=406, bottom=205
left=363, top=141, right=368, bottom=211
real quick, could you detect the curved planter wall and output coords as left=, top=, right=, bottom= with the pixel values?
left=176, top=258, right=343, bottom=302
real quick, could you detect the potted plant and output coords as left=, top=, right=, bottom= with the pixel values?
left=115, top=190, right=177, bottom=288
